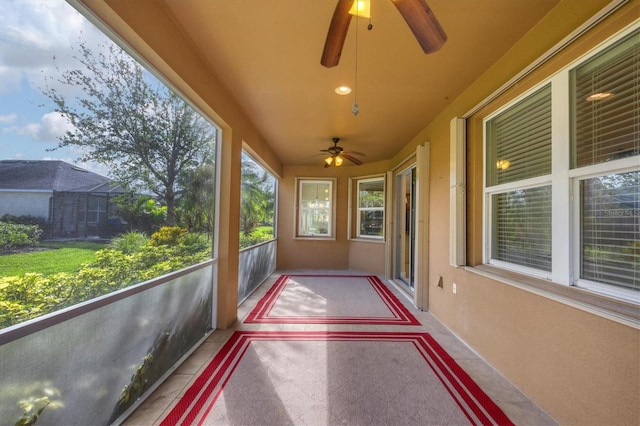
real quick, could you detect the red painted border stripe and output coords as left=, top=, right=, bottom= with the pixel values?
left=244, top=274, right=288, bottom=322
left=419, top=334, right=515, bottom=425
left=160, top=331, right=514, bottom=426
left=244, top=275, right=420, bottom=325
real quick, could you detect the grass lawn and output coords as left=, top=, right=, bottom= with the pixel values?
left=0, top=241, right=106, bottom=277
left=254, top=225, right=274, bottom=234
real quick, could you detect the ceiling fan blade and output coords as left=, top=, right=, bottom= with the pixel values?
left=321, top=0, right=353, bottom=68
left=343, top=150, right=365, bottom=156
left=391, top=0, right=447, bottom=54
left=343, top=154, right=363, bottom=165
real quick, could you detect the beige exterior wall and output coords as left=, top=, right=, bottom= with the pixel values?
left=348, top=241, right=386, bottom=276
left=277, top=162, right=389, bottom=273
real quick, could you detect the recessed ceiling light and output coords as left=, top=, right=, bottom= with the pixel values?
left=586, top=92, right=614, bottom=101
left=335, top=86, right=352, bottom=95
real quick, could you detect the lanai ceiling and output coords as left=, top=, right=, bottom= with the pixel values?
left=160, top=0, right=560, bottom=166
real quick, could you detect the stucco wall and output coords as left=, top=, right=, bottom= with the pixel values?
left=276, top=162, right=389, bottom=274
left=348, top=241, right=386, bottom=276
left=0, top=191, right=51, bottom=219
left=398, top=2, right=640, bottom=425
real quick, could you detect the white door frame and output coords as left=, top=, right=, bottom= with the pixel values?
left=385, top=143, right=430, bottom=310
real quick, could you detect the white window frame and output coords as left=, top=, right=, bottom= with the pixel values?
left=483, top=23, right=640, bottom=303
left=351, top=176, right=385, bottom=241
left=483, top=82, right=554, bottom=281
left=294, top=177, right=336, bottom=239
left=570, top=162, right=639, bottom=302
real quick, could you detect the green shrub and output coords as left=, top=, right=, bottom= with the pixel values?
left=113, top=195, right=167, bottom=234
left=109, top=231, right=149, bottom=254
left=0, top=222, right=42, bottom=252
left=0, top=237, right=212, bottom=328
left=239, top=228, right=274, bottom=249
left=180, top=232, right=211, bottom=255
left=150, top=226, right=187, bottom=246
left=1, top=214, right=51, bottom=239
left=0, top=273, right=65, bottom=326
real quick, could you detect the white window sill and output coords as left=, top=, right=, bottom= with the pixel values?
left=294, top=236, right=335, bottom=241
left=350, top=237, right=385, bottom=244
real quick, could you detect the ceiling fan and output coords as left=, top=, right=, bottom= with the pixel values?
left=321, top=137, right=365, bottom=167
left=321, top=0, right=447, bottom=68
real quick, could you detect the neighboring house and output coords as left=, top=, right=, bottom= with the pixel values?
left=0, top=160, right=125, bottom=237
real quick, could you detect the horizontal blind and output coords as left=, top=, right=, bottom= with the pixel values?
left=571, top=29, right=640, bottom=168
left=581, top=171, right=639, bottom=290
left=486, top=84, right=552, bottom=186
left=491, top=186, right=552, bottom=271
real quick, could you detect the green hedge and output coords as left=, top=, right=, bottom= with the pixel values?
left=0, top=228, right=210, bottom=328
left=239, top=227, right=274, bottom=249
left=0, top=222, right=42, bottom=252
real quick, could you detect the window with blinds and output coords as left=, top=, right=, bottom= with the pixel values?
left=486, top=84, right=552, bottom=187
left=571, top=28, right=639, bottom=294
left=580, top=172, right=639, bottom=291
left=492, top=186, right=552, bottom=271
left=571, top=29, right=640, bottom=168
left=482, top=24, right=639, bottom=302
left=485, top=84, right=552, bottom=272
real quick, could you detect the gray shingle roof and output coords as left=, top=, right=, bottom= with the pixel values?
left=0, top=160, right=122, bottom=193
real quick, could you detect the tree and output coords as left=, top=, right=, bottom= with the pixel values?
left=113, top=194, right=167, bottom=235
left=178, top=164, right=216, bottom=235
left=240, top=156, right=274, bottom=235
left=42, top=41, right=216, bottom=225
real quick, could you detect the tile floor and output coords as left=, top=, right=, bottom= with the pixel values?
left=121, top=272, right=557, bottom=426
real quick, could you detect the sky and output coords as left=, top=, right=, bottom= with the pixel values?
left=0, top=0, right=133, bottom=176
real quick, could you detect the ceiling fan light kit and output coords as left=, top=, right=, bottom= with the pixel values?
left=321, top=137, right=365, bottom=167
left=318, top=0, right=447, bottom=164
left=320, top=0, right=447, bottom=68
left=349, top=0, right=371, bottom=18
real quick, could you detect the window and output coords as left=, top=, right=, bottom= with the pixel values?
left=579, top=172, right=638, bottom=293
left=483, top=26, right=639, bottom=302
left=491, top=186, right=552, bottom=272
left=570, top=30, right=639, bottom=168
left=78, top=196, right=108, bottom=224
left=485, top=84, right=553, bottom=277
left=570, top=29, right=640, bottom=298
left=296, top=178, right=335, bottom=238
left=352, top=176, right=385, bottom=239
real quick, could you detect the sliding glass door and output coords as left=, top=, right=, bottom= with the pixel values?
left=395, top=166, right=416, bottom=292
